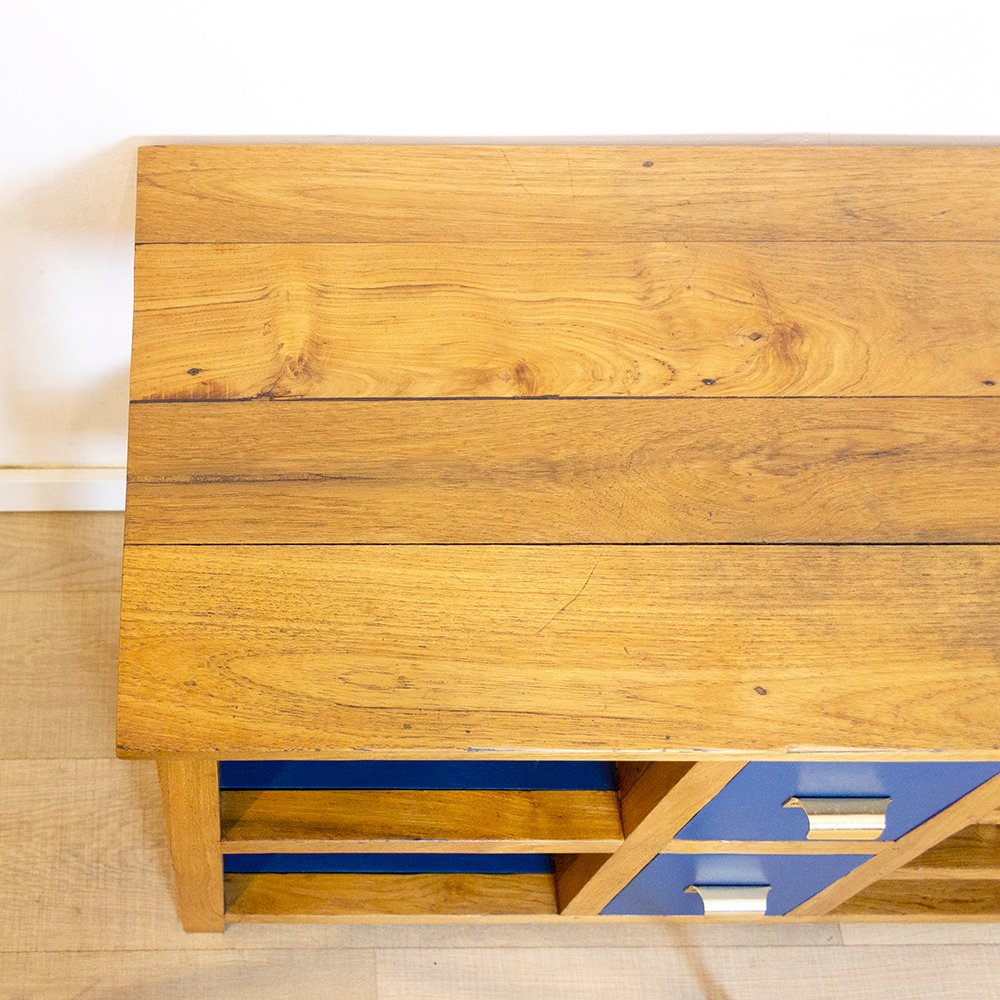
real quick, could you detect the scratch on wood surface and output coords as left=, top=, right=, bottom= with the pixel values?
left=535, top=546, right=605, bottom=635
left=501, top=150, right=530, bottom=194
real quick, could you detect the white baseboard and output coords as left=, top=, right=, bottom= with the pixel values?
left=0, top=468, right=126, bottom=511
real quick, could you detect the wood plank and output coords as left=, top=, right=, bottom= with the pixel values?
left=130, top=242, right=1000, bottom=401
left=135, top=145, right=1000, bottom=243
left=833, top=879, right=1000, bottom=919
left=0, top=952, right=378, bottom=1000
left=220, top=789, right=623, bottom=853
left=614, top=763, right=652, bottom=801
left=124, top=398, right=1000, bottom=544
left=793, top=772, right=1000, bottom=916
left=558, top=763, right=746, bottom=914
left=157, top=759, right=225, bottom=932
left=374, top=944, right=1000, bottom=999
left=117, top=544, right=1000, bottom=759
left=657, top=839, right=889, bottom=855
left=224, top=873, right=558, bottom=919
left=840, top=923, right=1000, bottom=944
left=0, top=590, right=118, bottom=759
left=895, top=824, right=1000, bottom=879
left=0, top=511, right=123, bottom=591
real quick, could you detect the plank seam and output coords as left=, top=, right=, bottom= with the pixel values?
left=127, top=395, right=1000, bottom=404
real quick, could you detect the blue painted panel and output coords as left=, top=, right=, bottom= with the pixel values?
left=602, top=853, right=871, bottom=916
left=676, top=762, right=1000, bottom=842
left=224, top=853, right=554, bottom=874
left=218, top=760, right=618, bottom=791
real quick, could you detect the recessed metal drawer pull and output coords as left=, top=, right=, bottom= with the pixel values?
left=782, top=796, right=891, bottom=840
left=683, top=884, right=771, bottom=916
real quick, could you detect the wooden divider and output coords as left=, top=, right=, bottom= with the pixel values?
left=796, top=771, right=1000, bottom=917
left=557, top=762, right=747, bottom=915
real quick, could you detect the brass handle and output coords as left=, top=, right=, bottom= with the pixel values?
left=782, top=796, right=891, bottom=840
left=684, top=884, right=771, bottom=915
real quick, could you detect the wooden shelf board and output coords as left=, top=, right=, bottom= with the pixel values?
left=893, top=823, right=1000, bottom=880
left=658, top=839, right=889, bottom=855
left=220, top=788, right=623, bottom=854
left=832, top=878, right=1000, bottom=919
left=224, top=872, right=557, bottom=919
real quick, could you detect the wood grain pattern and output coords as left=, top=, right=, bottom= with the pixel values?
left=130, top=242, right=1000, bottom=401
left=124, top=398, right=1000, bottom=544
left=793, top=772, right=1000, bottom=916
left=0, top=950, right=379, bottom=999
left=1, top=590, right=119, bottom=759
left=117, top=544, right=1000, bottom=759
left=832, top=879, right=1000, bottom=919
left=157, top=759, right=225, bottom=932
left=135, top=145, right=1000, bottom=243
left=121, top=141, right=1000, bottom=930
left=656, top=840, right=889, bottom=855
left=224, top=873, right=558, bottom=919
left=0, top=511, right=123, bottom=591
left=897, top=825, right=1000, bottom=879
left=220, top=789, right=623, bottom=853
left=375, top=944, right=1000, bottom=998
left=558, top=763, right=746, bottom=915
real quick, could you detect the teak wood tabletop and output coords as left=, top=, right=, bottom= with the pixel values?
left=118, top=144, right=1000, bottom=763
left=116, top=145, right=1000, bottom=929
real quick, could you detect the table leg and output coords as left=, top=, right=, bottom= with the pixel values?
left=157, top=759, right=225, bottom=931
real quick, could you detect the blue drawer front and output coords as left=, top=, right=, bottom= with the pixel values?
left=223, top=853, right=554, bottom=874
left=676, top=762, right=1000, bottom=842
left=218, top=760, right=618, bottom=791
left=602, top=853, right=871, bottom=916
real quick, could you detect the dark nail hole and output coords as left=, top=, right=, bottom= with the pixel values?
left=984, top=379, right=996, bottom=386
left=187, top=367, right=203, bottom=376
left=748, top=332, right=764, bottom=341
left=702, top=378, right=717, bottom=386
left=754, top=686, right=768, bottom=696
left=642, top=161, right=654, bottom=168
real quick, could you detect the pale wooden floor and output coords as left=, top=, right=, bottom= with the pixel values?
left=2, top=513, right=999, bottom=999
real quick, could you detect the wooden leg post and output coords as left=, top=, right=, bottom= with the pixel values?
left=157, top=759, right=225, bottom=932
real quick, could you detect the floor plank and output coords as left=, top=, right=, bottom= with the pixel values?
left=0, top=591, right=118, bottom=758
left=0, top=950, right=377, bottom=1000
left=840, top=923, right=1000, bottom=945
left=375, top=945, right=1000, bottom=1000
left=0, top=512, right=122, bottom=592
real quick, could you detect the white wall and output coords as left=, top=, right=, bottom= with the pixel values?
left=3, top=0, right=999, bottom=507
